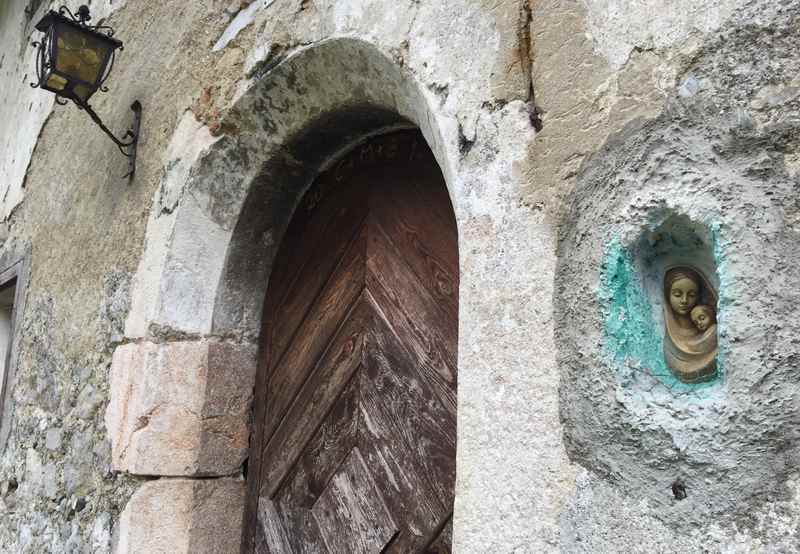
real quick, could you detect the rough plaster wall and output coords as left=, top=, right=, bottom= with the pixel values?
left=0, top=1, right=251, bottom=552
left=0, top=0, right=52, bottom=221
left=582, top=0, right=739, bottom=69
left=554, top=0, right=800, bottom=550
left=0, top=1, right=128, bottom=221
left=0, top=0, right=797, bottom=552
left=526, top=0, right=672, bottom=219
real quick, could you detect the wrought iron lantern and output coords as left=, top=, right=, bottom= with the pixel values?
left=31, top=5, right=141, bottom=178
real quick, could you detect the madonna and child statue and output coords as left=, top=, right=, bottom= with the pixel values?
left=663, top=266, right=718, bottom=383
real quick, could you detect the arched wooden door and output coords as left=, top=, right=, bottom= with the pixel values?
left=243, top=130, right=459, bottom=553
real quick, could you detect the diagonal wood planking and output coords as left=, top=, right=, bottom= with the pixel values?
left=247, top=131, right=458, bottom=553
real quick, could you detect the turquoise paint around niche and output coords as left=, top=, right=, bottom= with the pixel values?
left=601, top=239, right=719, bottom=391
left=709, top=221, right=729, bottom=379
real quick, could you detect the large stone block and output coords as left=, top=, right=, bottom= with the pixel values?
left=116, top=477, right=245, bottom=554
left=105, top=340, right=257, bottom=476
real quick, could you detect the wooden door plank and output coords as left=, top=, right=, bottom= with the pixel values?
left=248, top=185, right=367, bottom=552
left=271, top=506, right=326, bottom=554
left=266, top=179, right=369, bottom=373
left=264, top=174, right=366, bottom=314
left=264, top=228, right=367, bottom=443
left=254, top=498, right=294, bottom=554
left=362, top=298, right=457, bottom=509
left=368, top=174, right=458, bottom=321
left=311, top=447, right=398, bottom=554
left=357, top=372, right=447, bottom=552
left=274, top=373, right=360, bottom=508
left=261, top=296, right=372, bottom=496
left=366, top=215, right=457, bottom=363
left=366, top=226, right=457, bottom=414
left=422, top=516, right=453, bottom=554
left=397, top=137, right=456, bottom=231
left=274, top=374, right=361, bottom=553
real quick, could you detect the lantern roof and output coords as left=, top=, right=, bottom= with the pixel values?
left=34, top=9, right=123, bottom=49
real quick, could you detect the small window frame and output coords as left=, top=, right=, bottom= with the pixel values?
left=0, top=256, right=28, bottom=453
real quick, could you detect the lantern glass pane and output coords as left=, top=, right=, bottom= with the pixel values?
left=73, top=84, right=92, bottom=102
left=45, top=73, right=68, bottom=91
left=53, top=24, right=112, bottom=86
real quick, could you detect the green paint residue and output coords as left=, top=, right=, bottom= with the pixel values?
left=601, top=240, right=717, bottom=392
left=709, top=221, right=728, bottom=379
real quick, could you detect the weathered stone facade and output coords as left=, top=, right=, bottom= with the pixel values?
left=0, top=0, right=798, bottom=552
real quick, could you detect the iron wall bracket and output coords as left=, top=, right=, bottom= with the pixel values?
left=75, top=99, right=142, bottom=179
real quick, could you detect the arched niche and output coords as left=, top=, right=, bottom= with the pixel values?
left=555, top=104, right=800, bottom=532
left=604, top=212, right=723, bottom=392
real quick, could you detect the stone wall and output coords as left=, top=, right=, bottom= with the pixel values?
left=0, top=1, right=256, bottom=551
left=0, top=0, right=796, bottom=552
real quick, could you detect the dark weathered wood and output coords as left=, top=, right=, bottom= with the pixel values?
left=311, top=447, right=398, bottom=553
left=247, top=179, right=362, bottom=553
left=368, top=171, right=458, bottom=321
left=275, top=371, right=361, bottom=506
left=266, top=178, right=369, bottom=374
left=366, top=225, right=458, bottom=413
left=358, top=365, right=448, bottom=552
left=245, top=130, right=459, bottom=553
left=423, top=516, right=453, bottom=554
left=362, top=301, right=457, bottom=507
left=263, top=227, right=367, bottom=443
left=274, top=375, right=361, bottom=553
left=254, top=498, right=293, bottom=554
left=262, top=330, right=365, bottom=496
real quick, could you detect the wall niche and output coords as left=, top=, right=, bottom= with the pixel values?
left=556, top=103, right=800, bottom=534
left=602, top=213, right=724, bottom=394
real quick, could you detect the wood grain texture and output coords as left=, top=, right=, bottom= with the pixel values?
left=273, top=375, right=361, bottom=553
left=246, top=130, right=459, bottom=553
left=261, top=296, right=370, bottom=497
left=311, top=447, right=398, bottom=554
left=423, top=517, right=453, bottom=554
left=266, top=178, right=369, bottom=375
left=358, top=362, right=448, bottom=551
left=263, top=227, right=367, bottom=443
left=274, top=371, right=361, bottom=509
left=362, top=303, right=457, bottom=507
left=366, top=225, right=458, bottom=414
left=254, top=498, right=293, bottom=554
left=368, top=171, right=458, bottom=321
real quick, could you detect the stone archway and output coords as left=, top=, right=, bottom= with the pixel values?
left=105, top=38, right=460, bottom=552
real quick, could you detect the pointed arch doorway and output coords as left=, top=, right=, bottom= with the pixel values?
left=243, top=130, right=459, bottom=553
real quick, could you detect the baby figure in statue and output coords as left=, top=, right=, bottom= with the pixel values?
left=690, top=304, right=716, bottom=333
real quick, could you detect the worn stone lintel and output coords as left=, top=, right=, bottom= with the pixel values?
left=105, top=339, right=257, bottom=476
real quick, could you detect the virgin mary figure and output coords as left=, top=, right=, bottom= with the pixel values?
left=662, top=266, right=718, bottom=383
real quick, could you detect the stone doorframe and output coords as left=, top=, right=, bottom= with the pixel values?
left=105, top=36, right=559, bottom=553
